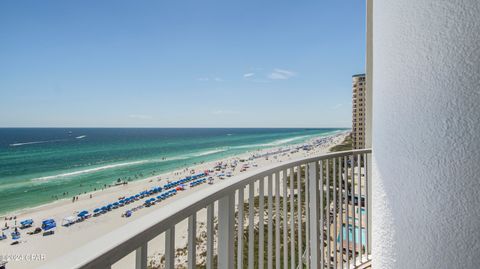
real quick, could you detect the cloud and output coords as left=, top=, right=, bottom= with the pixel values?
left=243, top=73, right=255, bottom=78
left=211, top=110, right=240, bottom=115
left=214, top=77, right=223, bottom=82
left=197, top=78, right=209, bottom=81
left=267, top=68, right=297, bottom=80
left=128, top=114, right=152, bottom=120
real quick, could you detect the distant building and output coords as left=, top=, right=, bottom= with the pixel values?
left=352, top=74, right=366, bottom=149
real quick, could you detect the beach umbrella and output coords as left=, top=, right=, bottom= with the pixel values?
left=93, top=208, right=100, bottom=213
left=78, top=210, right=89, bottom=217
left=42, top=219, right=56, bottom=230
left=20, top=219, right=33, bottom=227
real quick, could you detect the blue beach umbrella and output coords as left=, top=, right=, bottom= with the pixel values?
left=78, top=210, right=89, bottom=217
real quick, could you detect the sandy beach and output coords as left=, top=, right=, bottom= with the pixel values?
left=0, top=132, right=348, bottom=269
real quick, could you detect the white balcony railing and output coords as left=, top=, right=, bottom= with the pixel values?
left=40, top=149, right=372, bottom=269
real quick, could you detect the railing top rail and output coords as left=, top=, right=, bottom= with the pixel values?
left=39, top=149, right=371, bottom=269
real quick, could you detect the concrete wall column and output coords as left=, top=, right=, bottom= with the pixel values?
left=372, top=0, right=480, bottom=268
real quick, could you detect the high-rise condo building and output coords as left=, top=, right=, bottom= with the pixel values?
left=352, top=73, right=366, bottom=149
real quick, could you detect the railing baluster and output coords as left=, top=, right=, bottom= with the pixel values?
left=319, top=160, right=324, bottom=269
left=248, top=182, right=255, bottom=269
left=297, top=166, right=303, bottom=269
left=290, top=167, right=296, bottom=269
left=358, top=153, right=363, bottom=263
left=345, top=155, right=350, bottom=269
left=135, top=242, right=147, bottom=269
left=333, top=158, right=338, bottom=268
left=267, top=174, right=273, bottom=269
left=188, top=214, right=197, bottom=269
left=238, top=187, right=244, bottom=269
left=326, top=159, right=331, bottom=268
left=283, top=169, right=289, bottom=269
left=365, top=152, right=371, bottom=258
left=305, top=164, right=310, bottom=269
left=308, top=161, right=320, bottom=269
left=259, top=178, right=265, bottom=269
left=165, top=227, right=175, bottom=269
left=351, top=154, right=356, bottom=266
left=218, top=193, right=235, bottom=269
left=275, top=171, right=281, bottom=269
left=339, top=157, right=344, bottom=269
left=207, top=204, right=214, bottom=269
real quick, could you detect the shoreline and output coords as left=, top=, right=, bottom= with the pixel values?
left=0, top=131, right=349, bottom=269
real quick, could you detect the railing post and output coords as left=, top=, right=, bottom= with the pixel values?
left=218, top=193, right=235, bottom=269
left=248, top=182, right=255, bottom=269
left=366, top=152, right=372, bottom=256
left=308, top=161, right=320, bottom=269
left=238, top=188, right=244, bottom=269
left=207, top=204, right=214, bottom=269
left=259, top=178, right=265, bottom=269
left=188, top=214, right=197, bottom=269
left=297, top=166, right=303, bottom=269
left=267, top=175, right=273, bottom=269
left=165, top=227, right=175, bottom=269
left=275, top=171, right=281, bottom=269
left=135, top=243, right=147, bottom=269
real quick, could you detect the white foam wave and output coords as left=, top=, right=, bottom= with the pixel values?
left=10, top=141, right=50, bottom=147
left=31, top=160, right=149, bottom=182
left=190, top=149, right=227, bottom=157
left=9, top=139, right=68, bottom=147
left=75, top=135, right=87, bottom=139
left=231, top=135, right=311, bottom=149
left=266, top=135, right=310, bottom=146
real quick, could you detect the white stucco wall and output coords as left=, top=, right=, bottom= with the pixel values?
left=371, top=0, right=480, bottom=268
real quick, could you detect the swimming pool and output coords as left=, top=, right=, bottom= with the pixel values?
left=337, top=224, right=367, bottom=246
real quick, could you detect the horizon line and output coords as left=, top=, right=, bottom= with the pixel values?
left=0, top=126, right=352, bottom=129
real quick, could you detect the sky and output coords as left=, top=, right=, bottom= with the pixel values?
left=0, top=0, right=365, bottom=128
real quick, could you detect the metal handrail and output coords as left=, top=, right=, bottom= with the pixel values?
left=39, top=149, right=372, bottom=269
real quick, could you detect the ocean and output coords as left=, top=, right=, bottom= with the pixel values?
left=0, top=128, right=346, bottom=215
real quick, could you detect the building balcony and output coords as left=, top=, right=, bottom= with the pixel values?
left=39, top=149, right=372, bottom=269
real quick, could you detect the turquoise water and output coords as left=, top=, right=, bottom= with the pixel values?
left=0, top=128, right=346, bottom=215
left=338, top=225, right=367, bottom=246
